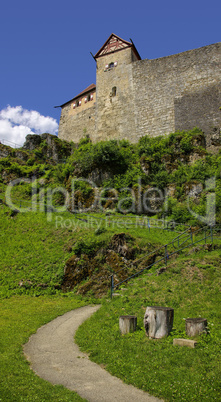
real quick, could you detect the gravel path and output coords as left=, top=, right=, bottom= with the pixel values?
left=23, top=305, right=163, bottom=402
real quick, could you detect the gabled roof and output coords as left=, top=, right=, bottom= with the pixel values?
left=56, top=84, right=96, bottom=108
left=73, top=83, right=96, bottom=99
left=94, top=33, right=141, bottom=60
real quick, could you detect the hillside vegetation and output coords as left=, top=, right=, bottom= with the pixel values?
left=1, top=128, right=221, bottom=223
left=0, top=129, right=221, bottom=401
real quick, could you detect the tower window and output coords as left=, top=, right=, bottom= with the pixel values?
left=112, top=86, right=117, bottom=97
left=104, top=62, right=117, bottom=71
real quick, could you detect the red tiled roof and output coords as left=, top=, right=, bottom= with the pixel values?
left=74, top=83, right=96, bottom=99
left=58, top=84, right=96, bottom=108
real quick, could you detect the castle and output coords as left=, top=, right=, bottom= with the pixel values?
left=57, top=34, right=221, bottom=144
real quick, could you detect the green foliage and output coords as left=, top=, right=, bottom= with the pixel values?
left=52, top=163, right=75, bottom=184
left=78, top=134, right=91, bottom=146
left=72, top=237, right=105, bottom=256
left=179, top=133, right=193, bottom=153
left=170, top=202, right=192, bottom=223
left=33, top=148, right=44, bottom=159
left=2, top=127, right=221, bottom=225
left=138, top=134, right=169, bottom=157
left=71, top=139, right=133, bottom=176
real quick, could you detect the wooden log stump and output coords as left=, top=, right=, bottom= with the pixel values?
left=185, top=318, right=207, bottom=337
left=144, top=306, right=174, bottom=339
left=119, top=315, right=137, bottom=335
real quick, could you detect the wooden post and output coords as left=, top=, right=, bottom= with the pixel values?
left=110, top=275, right=114, bottom=299
left=144, top=306, right=174, bottom=339
left=165, top=245, right=167, bottom=265
left=119, top=315, right=137, bottom=335
left=185, top=318, right=207, bottom=337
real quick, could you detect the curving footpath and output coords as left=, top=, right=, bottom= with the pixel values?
left=23, top=305, right=163, bottom=402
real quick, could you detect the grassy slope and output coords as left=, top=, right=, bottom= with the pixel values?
left=75, top=246, right=221, bottom=402
left=1, top=128, right=221, bottom=400
left=0, top=295, right=88, bottom=401
left=0, top=204, right=181, bottom=400
left=0, top=208, right=221, bottom=401
left=0, top=203, right=176, bottom=298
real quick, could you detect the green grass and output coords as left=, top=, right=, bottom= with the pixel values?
left=0, top=204, right=178, bottom=298
left=75, top=249, right=221, bottom=401
left=1, top=131, right=221, bottom=401
left=0, top=295, right=88, bottom=401
left=1, top=201, right=221, bottom=401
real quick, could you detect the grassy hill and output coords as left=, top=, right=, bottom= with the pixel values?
left=0, top=129, right=221, bottom=401
left=76, top=244, right=221, bottom=401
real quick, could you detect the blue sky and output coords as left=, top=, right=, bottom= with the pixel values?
left=0, top=0, right=220, bottom=145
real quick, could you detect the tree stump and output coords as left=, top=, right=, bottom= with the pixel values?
left=144, top=306, right=174, bottom=339
left=185, top=318, right=207, bottom=337
left=119, top=315, right=137, bottom=335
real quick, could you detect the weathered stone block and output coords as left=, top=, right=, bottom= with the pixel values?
left=173, top=338, right=197, bottom=348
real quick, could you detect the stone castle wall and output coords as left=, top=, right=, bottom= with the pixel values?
left=58, top=90, right=97, bottom=142
left=132, top=43, right=221, bottom=140
left=58, top=42, right=221, bottom=144
left=95, top=47, right=139, bottom=142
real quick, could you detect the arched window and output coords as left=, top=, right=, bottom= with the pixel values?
left=112, top=86, right=117, bottom=97
left=109, top=62, right=114, bottom=69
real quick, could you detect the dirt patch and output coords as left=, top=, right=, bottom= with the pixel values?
left=61, top=232, right=154, bottom=297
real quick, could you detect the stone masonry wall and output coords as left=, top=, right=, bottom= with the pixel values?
left=95, top=47, right=138, bottom=142
left=58, top=42, right=221, bottom=144
left=58, top=101, right=96, bottom=142
left=174, top=84, right=221, bottom=135
left=132, top=42, right=221, bottom=141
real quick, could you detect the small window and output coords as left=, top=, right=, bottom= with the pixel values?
left=87, top=94, right=91, bottom=102
left=90, top=94, right=93, bottom=100
left=112, top=86, right=117, bottom=97
left=76, top=100, right=81, bottom=107
left=109, top=62, right=114, bottom=69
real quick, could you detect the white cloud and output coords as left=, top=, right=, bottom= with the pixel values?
left=0, top=105, right=59, bottom=146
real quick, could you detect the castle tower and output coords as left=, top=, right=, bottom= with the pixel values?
left=57, top=35, right=220, bottom=147
left=94, top=34, right=141, bottom=142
